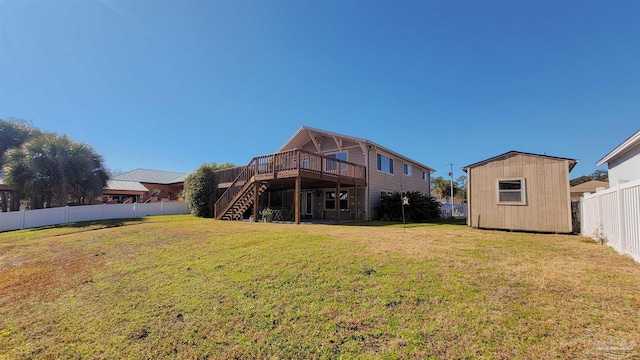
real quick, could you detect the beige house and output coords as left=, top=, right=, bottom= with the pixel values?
left=213, top=126, right=434, bottom=223
left=569, top=180, right=609, bottom=201
left=462, top=151, right=577, bottom=233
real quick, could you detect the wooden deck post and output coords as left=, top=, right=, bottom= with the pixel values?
left=253, top=181, right=259, bottom=222
left=295, top=176, right=301, bottom=225
left=354, top=185, right=358, bottom=221
left=335, top=182, right=340, bottom=223
left=272, top=154, right=276, bottom=178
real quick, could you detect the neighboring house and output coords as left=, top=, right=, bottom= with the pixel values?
left=569, top=180, right=609, bottom=201
left=462, top=151, right=577, bottom=233
left=102, top=169, right=188, bottom=203
left=596, top=129, right=640, bottom=186
left=102, top=180, right=150, bottom=204
left=213, top=126, right=434, bottom=223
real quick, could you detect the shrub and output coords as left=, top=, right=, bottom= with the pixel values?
left=184, top=163, right=234, bottom=217
left=375, top=191, right=441, bottom=222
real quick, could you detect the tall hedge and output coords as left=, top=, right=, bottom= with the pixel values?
left=184, top=163, right=234, bottom=217
left=375, top=191, right=441, bottom=222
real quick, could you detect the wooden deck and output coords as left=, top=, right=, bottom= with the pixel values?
left=213, top=149, right=367, bottom=223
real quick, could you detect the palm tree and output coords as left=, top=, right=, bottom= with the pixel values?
left=431, top=176, right=454, bottom=203
left=3, top=134, right=109, bottom=208
left=0, top=118, right=42, bottom=167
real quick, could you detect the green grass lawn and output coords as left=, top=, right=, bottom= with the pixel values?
left=1, top=215, right=639, bottom=359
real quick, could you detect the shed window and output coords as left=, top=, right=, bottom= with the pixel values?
left=497, top=178, right=526, bottom=204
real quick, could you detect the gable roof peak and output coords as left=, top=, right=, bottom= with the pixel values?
left=462, top=151, right=578, bottom=172
left=279, top=125, right=435, bottom=171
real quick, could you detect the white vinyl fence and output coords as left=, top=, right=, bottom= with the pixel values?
left=0, top=202, right=189, bottom=232
left=441, top=203, right=467, bottom=219
left=581, top=179, right=640, bottom=263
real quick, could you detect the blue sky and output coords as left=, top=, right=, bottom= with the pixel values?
left=1, top=0, right=638, bottom=181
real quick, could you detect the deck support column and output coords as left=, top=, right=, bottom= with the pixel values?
left=253, top=181, right=259, bottom=222
left=335, top=182, right=340, bottom=223
left=354, top=185, right=358, bottom=221
left=295, top=176, right=301, bottom=225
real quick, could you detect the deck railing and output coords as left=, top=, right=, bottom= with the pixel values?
left=213, top=149, right=366, bottom=218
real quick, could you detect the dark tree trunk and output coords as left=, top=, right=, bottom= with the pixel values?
left=0, top=191, right=7, bottom=212
left=10, top=192, right=20, bottom=211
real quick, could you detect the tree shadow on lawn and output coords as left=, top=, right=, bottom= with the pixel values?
left=330, top=218, right=467, bottom=228
left=29, top=218, right=147, bottom=232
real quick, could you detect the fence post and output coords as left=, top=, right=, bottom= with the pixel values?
left=617, top=181, right=628, bottom=254
left=580, top=194, right=588, bottom=236
left=21, top=210, right=26, bottom=230
left=596, top=187, right=604, bottom=238
left=65, top=206, right=70, bottom=224
left=102, top=203, right=106, bottom=220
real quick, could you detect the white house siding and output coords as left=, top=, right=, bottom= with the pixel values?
left=608, top=142, right=640, bottom=185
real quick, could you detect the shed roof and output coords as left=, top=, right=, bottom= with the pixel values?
left=596, top=129, right=640, bottom=166
left=104, top=180, right=149, bottom=192
left=113, top=169, right=188, bottom=184
left=462, top=151, right=578, bottom=172
left=279, top=125, right=436, bottom=172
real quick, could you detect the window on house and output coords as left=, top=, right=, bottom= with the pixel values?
left=403, top=164, right=412, bottom=176
left=422, top=171, right=428, bottom=181
left=325, top=190, right=348, bottom=210
left=380, top=190, right=394, bottom=198
left=326, top=152, right=347, bottom=171
left=376, top=154, right=393, bottom=174
left=497, top=178, right=526, bottom=204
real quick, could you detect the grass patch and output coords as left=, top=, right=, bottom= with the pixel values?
left=1, top=215, right=639, bottom=359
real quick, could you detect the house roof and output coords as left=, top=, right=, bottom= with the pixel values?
left=596, top=129, right=640, bottom=166
left=104, top=180, right=149, bottom=192
left=112, top=168, right=188, bottom=184
left=462, top=151, right=578, bottom=172
left=569, top=180, right=609, bottom=194
left=278, top=125, right=436, bottom=172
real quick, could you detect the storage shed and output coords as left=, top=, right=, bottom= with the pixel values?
left=462, top=151, right=578, bottom=233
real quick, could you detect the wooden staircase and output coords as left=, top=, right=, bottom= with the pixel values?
left=214, top=157, right=263, bottom=220
left=219, top=182, right=268, bottom=220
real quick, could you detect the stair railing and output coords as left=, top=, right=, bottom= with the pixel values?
left=213, top=159, right=256, bottom=218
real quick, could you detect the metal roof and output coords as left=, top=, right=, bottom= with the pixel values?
left=104, top=180, right=149, bottom=192
left=113, top=168, right=188, bottom=184
left=462, top=151, right=578, bottom=172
